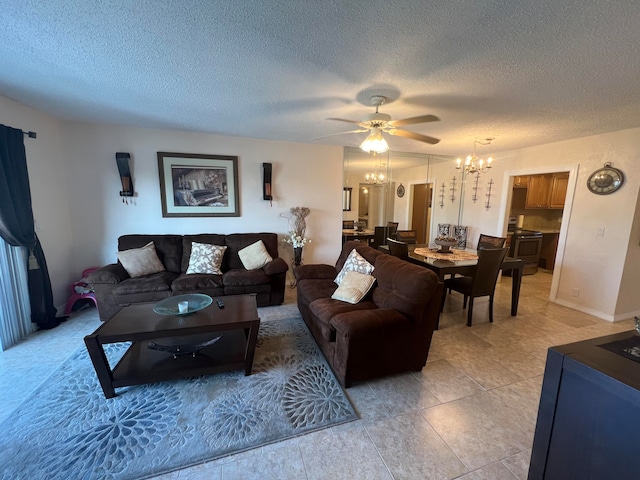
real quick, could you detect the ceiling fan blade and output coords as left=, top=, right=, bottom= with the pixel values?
left=312, top=129, right=369, bottom=141
left=387, top=128, right=440, bottom=145
left=327, top=117, right=362, bottom=125
left=388, top=114, right=440, bottom=127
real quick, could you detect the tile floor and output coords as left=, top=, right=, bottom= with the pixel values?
left=0, top=271, right=634, bottom=479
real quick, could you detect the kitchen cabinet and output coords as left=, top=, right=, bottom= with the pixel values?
left=513, top=175, right=529, bottom=188
left=525, top=174, right=553, bottom=208
left=525, top=173, right=568, bottom=209
left=549, top=172, right=569, bottom=209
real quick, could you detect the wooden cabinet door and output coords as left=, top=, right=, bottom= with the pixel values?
left=526, top=174, right=552, bottom=208
left=513, top=175, right=529, bottom=188
left=549, top=173, right=569, bottom=209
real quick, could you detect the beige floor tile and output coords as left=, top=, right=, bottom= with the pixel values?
left=501, top=449, right=532, bottom=480
left=456, top=461, right=519, bottom=479
left=298, top=427, right=392, bottom=480
left=421, top=398, right=529, bottom=471
left=446, top=353, right=524, bottom=390
left=366, top=412, right=468, bottom=480
left=366, top=372, right=441, bottom=415
left=345, top=383, right=392, bottom=423
left=414, top=359, right=485, bottom=403
left=221, top=444, right=306, bottom=480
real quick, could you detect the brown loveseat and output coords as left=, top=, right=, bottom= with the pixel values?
left=294, top=241, right=442, bottom=387
left=88, top=233, right=288, bottom=322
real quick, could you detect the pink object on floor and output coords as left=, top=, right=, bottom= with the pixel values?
left=64, top=267, right=99, bottom=314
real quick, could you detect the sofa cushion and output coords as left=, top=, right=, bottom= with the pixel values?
left=112, top=270, right=177, bottom=295
left=331, top=271, right=376, bottom=304
left=186, top=242, right=227, bottom=275
left=117, top=242, right=166, bottom=278
left=334, top=248, right=375, bottom=285
left=119, top=235, right=183, bottom=273
left=225, top=233, right=279, bottom=271
left=371, top=254, right=439, bottom=323
left=309, top=297, right=377, bottom=341
left=171, top=273, right=224, bottom=292
left=223, top=268, right=271, bottom=286
left=181, top=234, right=227, bottom=272
left=237, top=240, right=273, bottom=270
left=296, top=278, right=337, bottom=306
left=335, top=241, right=383, bottom=274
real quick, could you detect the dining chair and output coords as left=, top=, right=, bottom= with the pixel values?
left=443, top=247, right=508, bottom=326
left=387, top=221, right=399, bottom=240
left=396, top=229, right=417, bottom=244
left=372, top=226, right=388, bottom=249
left=386, top=238, right=409, bottom=260
left=477, top=234, right=506, bottom=249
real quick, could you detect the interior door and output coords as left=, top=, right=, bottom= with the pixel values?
left=411, top=183, right=431, bottom=244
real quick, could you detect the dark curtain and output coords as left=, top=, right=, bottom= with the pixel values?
left=0, top=124, right=64, bottom=329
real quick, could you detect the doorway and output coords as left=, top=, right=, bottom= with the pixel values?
left=411, top=183, right=433, bottom=244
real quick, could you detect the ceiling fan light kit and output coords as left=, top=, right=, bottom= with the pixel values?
left=326, top=95, right=440, bottom=153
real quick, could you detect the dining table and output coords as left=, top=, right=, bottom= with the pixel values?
left=379, top=243, right=524, bottom=318
left=342, top=229, right=375, bottom=246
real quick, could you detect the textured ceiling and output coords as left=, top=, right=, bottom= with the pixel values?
left=1, top=0, right=639, bottom=156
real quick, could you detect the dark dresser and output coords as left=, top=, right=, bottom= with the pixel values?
left=529, top=330, right=640, bottom=479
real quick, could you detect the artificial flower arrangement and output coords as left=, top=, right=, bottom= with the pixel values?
left=284, top=231, right=311, bottom=248
left=281, top=206, right=311, bottom=248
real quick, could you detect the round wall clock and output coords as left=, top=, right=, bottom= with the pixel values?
left=587, top=163, right=624, bottom=195
left=397, top=183, right=405, bottom=198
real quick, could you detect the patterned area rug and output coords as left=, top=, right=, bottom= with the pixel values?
left=0, top=309, right=357, bottom=479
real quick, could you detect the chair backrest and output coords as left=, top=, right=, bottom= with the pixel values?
left=472, top=247, right=508, bottom=296
left=387, top=222, right=399, bottom=240
left=396, top=230, right=417, bottom=244
left=477, top=234, right=507, bottom=250
left=342, top=220, right=355, bottom=229
left=386, top=238, right=409, bottom=260
left=372, top=226, right=388, bottom=249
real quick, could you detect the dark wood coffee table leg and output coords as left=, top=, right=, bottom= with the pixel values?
left=243, top=320, right=260, bottom=375
left=84, top=335, right=116, bottom=398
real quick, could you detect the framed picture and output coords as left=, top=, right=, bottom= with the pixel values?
left=157, top=152, right=240, bottom=217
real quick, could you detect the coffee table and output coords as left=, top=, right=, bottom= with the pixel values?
left=84, top=293, right=260, bottom=398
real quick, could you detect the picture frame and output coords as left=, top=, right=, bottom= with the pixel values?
left=157, top=152, right=240, bottom=217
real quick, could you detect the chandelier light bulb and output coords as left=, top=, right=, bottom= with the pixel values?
left=456, top=139, right=495, bottom=174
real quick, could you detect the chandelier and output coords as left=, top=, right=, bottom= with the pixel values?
left=456, top=138, right=494, bottom=174
left=365, top=157, right=387, bottom=184
left=360, top=127, right=389, bottom=154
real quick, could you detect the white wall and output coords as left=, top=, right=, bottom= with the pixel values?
left=1, top=95, right=344, bottom=307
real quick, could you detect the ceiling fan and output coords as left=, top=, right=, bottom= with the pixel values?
left=317, top=95, right=440, bottom=153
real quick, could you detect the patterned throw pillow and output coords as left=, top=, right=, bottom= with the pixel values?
left=238, top=240, right=273, bottom=270
left=334, top=248, right=375, bottom=285
left=186, top=242, right=227, bottom=275
left=117, top=241, right=165, bottom=278
left=331, top=271, right=376, bottom=304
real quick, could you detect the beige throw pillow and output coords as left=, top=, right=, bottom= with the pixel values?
left=186, top=242, right=227, bottom=275
left=331, top=271, right=376, bottom=304
left=117, top=241, right=165, bottom=278
left=334, top=248, right=375, bottom=285
left=238, top=240, right=273, bottom=270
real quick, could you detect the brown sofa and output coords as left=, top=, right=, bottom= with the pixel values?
left=88, top=233, right=288, bottom=322
left=294, top=240, right=443, bottom=387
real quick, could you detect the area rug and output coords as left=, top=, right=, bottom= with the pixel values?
left=0, top=311, right=357, bottom=479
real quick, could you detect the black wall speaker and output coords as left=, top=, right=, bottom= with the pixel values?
left=263, top=162, right=272, bottom=201
left=116, top=152, right=134, bottom=202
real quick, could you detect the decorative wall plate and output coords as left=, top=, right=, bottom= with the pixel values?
left=587, top=163, right=624, bottom=195
left=397, top=183, right=405, bottom=197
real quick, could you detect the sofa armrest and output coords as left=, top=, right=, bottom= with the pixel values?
left=331, top=308, right=409, bottom=338
left=294, top=264, right=337, bottom=282
left=263, top=257, right=289, bottom=275
left=87, top=263, right=129, bottom=285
